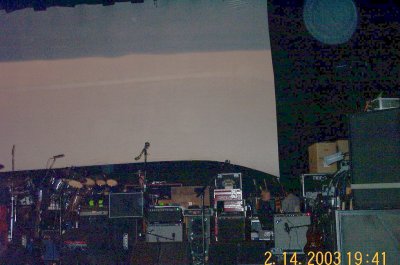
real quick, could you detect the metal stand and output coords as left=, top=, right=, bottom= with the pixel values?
left=196, top=174, right=219, bottom=265
left=134, top=142, right=150, bottom=192
left=8, top=145, right=16, bottom=242
left=8, top=190, right=16, bottom=242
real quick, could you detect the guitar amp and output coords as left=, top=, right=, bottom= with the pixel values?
left=273, top=213, right=311, bottom=254
left=146, top=206, right=182, bottom=224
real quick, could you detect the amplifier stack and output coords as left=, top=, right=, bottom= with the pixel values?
left=213, top=173, right=245, bottom=243
left=145, top=206, right=183, bottom=242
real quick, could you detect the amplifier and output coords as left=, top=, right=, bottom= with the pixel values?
left=301, top=173, right=331, bottom=197
left=273, top=213, right=311, bottom=254
left=215, top=214, right=245, bottom=243
left=146, top=223, right=183, bottom=242
left=146, top=206, right=182, bottom=224
left=250, top=218, right=273, bottom=241
left=183, top=208, right=212, bottom=216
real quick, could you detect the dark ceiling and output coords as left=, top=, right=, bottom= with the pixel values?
left=268, top=0, right=400, bottom=185
left=0, top=0, right=144, bottom=12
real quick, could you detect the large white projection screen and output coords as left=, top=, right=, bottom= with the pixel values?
left=0, top=1, right=279, bottom=176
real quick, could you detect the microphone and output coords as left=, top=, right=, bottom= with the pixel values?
left=144, top=142, right=150, bottom=149
left=135, top=142, right=150, bottom=160
left=53, top=154, right=65, bottom=159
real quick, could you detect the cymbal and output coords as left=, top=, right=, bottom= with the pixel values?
left=106, top=179, right=118, bottom=187
left=84, top=177, right=95, bottom=187
left=66, top=179, right=83, bottom=189
left=96, top=179, right=106, bottom=186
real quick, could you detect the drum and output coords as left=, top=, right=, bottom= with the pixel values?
left=63, top=179, right=84, bottom=217
left=66, top=191, right=83, bottom=214
left=50, top=177, right=68, bottom=192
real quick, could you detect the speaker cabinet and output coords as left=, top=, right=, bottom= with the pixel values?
left=109, top=218, right=139, bottom=254
left=216, top=215, right=245, bottom=243
left=336, top=210, right=400, bottom=265
left=131, top=242, right=189, bottom=265
left=349, top=108, right=400, bottom=209
left=209, top=242, right=238, bottom=265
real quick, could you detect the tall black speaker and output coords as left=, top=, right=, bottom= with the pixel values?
left=216, top=215, right=245, bottom=243
left=349, top=108, right=400, bottom=209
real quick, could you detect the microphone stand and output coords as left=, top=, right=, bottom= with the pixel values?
left=135, top=142, right=150, bottom=192
left=9, top=145, right=16, bottom=242
left=35, top=156, right=61, bottom=238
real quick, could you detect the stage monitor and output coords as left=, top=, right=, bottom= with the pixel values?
left=109, top=192, right=143, bottom=218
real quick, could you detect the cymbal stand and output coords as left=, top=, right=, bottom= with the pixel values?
left=8, top=185, right=16, bottom=243
left=8, top=145, right=16, bottom=242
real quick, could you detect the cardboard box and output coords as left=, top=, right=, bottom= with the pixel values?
left=336, top=139, right=349, bottom=154
left=171, top=186, right=210, bottom=208
left=308, top=142, right=337, bottom=173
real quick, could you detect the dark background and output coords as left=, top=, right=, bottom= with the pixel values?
left=268, top=0, right=400, bottom=186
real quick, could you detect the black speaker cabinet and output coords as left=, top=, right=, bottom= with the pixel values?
left=109, top=218, right=139, bottom=253
left=209, top=242, right=238, bottom=265
left=349, top=108, right=400, bottom=209
left=335, top=210, right=400, bottom=265
left=216, top=215, right=245, bottom=243
left=238, top=241, right=267, bottom=265
left=131, top=242, right=189, bottom=265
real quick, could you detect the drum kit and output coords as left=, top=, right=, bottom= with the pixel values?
left=0, top=167, right=119, bottom=241
left=47, top=172, right=119, bottom=218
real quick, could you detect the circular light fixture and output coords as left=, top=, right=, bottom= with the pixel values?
left=303, top=0, right=358, bottom=45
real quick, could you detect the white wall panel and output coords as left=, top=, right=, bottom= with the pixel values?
left=0, top=1, right=279, bottom=176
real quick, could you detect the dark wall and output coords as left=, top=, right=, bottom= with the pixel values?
left=268, top=0, right=400, bottom=185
